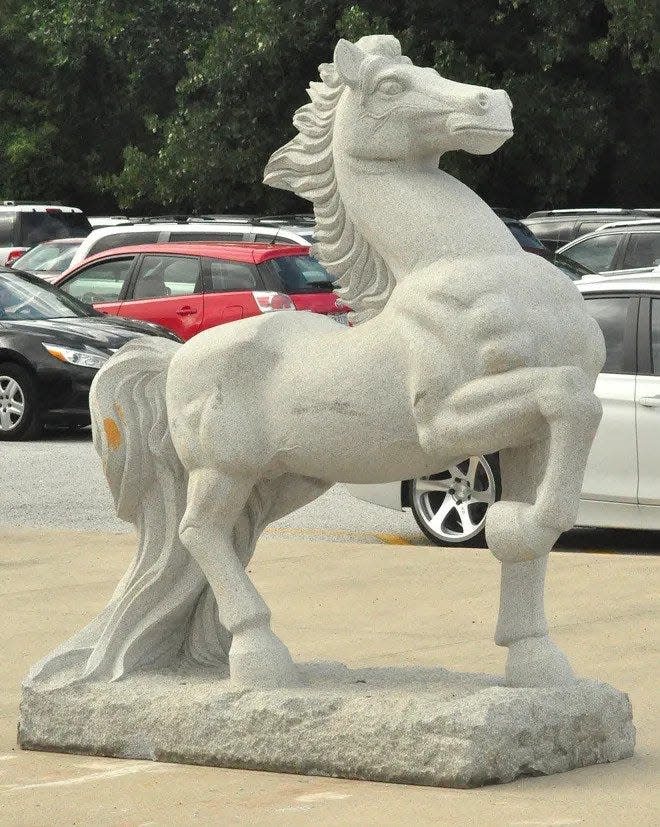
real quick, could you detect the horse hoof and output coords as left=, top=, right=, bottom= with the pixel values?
left=486, top=501, right=559, bottom=562
left=505, top=636, right=575, bottom=687
left=229, top=626, right=306, bottom=689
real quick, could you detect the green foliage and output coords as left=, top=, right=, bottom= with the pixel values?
left=0, top=0, right=657, bottom=212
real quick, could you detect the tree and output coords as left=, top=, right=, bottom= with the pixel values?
left=1, top=0, right=657, bottom=212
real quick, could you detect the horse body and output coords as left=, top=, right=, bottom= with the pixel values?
left=167, top=248, right=602, bottom=486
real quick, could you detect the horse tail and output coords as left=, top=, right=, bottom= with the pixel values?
left=26, top=338, right=229, bottom=688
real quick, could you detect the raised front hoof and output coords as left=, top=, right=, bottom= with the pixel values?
left=486, top=501, right=560, bottom=562
left=505, top=636, right=575, bottom=687
left=229, top=627, right=306, bottom=689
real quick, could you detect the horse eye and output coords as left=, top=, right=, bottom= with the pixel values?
left=376, top=79, right=404, bottom=95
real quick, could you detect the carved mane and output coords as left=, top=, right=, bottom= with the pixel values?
left=264, top=56, right=396, bottom=324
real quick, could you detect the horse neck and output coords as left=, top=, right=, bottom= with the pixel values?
left=332, top=155, right=520, bottom=281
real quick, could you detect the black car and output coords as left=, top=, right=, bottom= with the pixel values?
left=0, top=266, right=180, bottom=440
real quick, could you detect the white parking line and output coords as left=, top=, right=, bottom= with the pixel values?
left=1, top=762, right=170, bottom=792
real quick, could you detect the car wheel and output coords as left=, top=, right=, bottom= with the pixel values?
left=409, top=454, right=500, bottom=547
left=0, top=363, right=42, bottom=441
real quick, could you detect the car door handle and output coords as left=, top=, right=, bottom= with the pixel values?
left=638, top=396, right=660, bottom=408
left=176, top=306, right=197, bottom=317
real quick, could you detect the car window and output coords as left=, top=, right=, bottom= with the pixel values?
left=61, top=257, right=135, bottom=303
left=208, top=259, right=257, bottom=291
left=583, top=296, right=629, bottom=373
left=576, top=219, right=611, bottom=235
left=88, top=231, right=160, bottom=257
left=169, top=230, right=245, bottom=242
left=261, top=255, right=334, bottom=293
left=0, top=213, right=15, bottom=245
left=132, top=255, right=200, bottom=300
left=15, top=241, right=79, bottom=273
left=652, top=300, right=660, bottom=376
left=0, top=271, right=96, bottom=320
left=254, top=233, right=297, bottom=245
left=18, top=212, right=91, bottom=246
left=533, top=220, right=575, bottom=243
left=563, top=234, right=621, bottom=272
left=621, top=233, right=660, bottom=270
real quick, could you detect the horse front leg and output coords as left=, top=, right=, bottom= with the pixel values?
left=486, top=367, right=602, bottom=686
left=426, top=365, right=601, bottom=686
left=489, top=444, right=572, bottom=687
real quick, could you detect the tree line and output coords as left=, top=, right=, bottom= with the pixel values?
left=1, top=0, right=658, bottom=215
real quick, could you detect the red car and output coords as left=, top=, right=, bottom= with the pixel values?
left=55, top=242, right=347, bottom=339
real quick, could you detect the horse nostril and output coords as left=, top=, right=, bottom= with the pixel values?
left=477, top=93, right=489, bottom=110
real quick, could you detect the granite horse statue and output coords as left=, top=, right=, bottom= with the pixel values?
left=27, top=36, right=604, bottom=691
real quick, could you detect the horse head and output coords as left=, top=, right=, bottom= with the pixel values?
left=264, top=34, right=516, bottom=322
left=332, top=36, right=513, bottom=161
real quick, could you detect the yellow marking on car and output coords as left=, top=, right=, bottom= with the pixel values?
left=103, top=417, right=121, bottom=450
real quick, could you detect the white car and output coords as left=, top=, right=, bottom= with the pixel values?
left=347, top=276, right=660, bottom=545
left=68, top=216, right=314, bottom=269
left=558, top=219, right=660, bottom=279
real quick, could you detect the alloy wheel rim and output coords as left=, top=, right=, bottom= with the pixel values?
left=411, top=456, right=496, bottom=543
left=0, top=375, right=25, bottom=431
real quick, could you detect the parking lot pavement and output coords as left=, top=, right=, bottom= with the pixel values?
left=2, top=429, right=659, bottom=553
left=1, top=527, right=658, bottom=825
left=0, top=430, right=417, bottom=542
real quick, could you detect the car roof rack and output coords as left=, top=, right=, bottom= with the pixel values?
left=526, top=208, right=645, bottom=218
left=132, top=214, right=211, bottom=224
left=194, top=214, right=255, bottom=224
left=253, top=213, right=315, bottom=225
left=597, top=218, right=660, bottom=230
left=195, top=213, right=316, bottom=227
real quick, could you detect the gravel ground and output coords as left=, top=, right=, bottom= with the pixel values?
left=1, top=429, right=423, bottom=544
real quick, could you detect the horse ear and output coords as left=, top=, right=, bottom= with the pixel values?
left=333, top=39, right=364, bottom=88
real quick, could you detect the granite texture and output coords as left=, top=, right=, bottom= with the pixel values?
left=19, top=663, right=634, bottom=788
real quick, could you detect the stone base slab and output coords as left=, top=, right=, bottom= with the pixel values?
left=18, top=662, right=635, bottom=788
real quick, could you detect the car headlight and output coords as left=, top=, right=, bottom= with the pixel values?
left=42, top=343, right=109, bottom=369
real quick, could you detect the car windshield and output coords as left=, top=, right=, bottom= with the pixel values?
left=551, top=252, right=594, bottom=280
left=264, top=255, right=335, bottom=292
left=506, top=221, right=546, bottom=251
left=14, top=240, right=80, bottom=273
left=0, top=271, right=97, bottom=321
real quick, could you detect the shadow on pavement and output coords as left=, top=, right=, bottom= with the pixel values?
left=37, top=426, right=93, bottom=442
left=556, top=527, right=660, bottom=555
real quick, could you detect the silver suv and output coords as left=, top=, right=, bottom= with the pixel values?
left=0, top=202, right=91, bottom=266
left=68, top=214, right=315, bottom=269
left=557, top=220, right=660, bottom=278
left=522, top=208, right=655, bottom=251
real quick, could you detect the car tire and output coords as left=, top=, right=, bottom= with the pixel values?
left=0, top=362, right=42, bottom=441
left=408, top=454, right=501, bottom=547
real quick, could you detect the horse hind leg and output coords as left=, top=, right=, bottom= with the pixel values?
left=179, top=467, right=302, bottom=688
